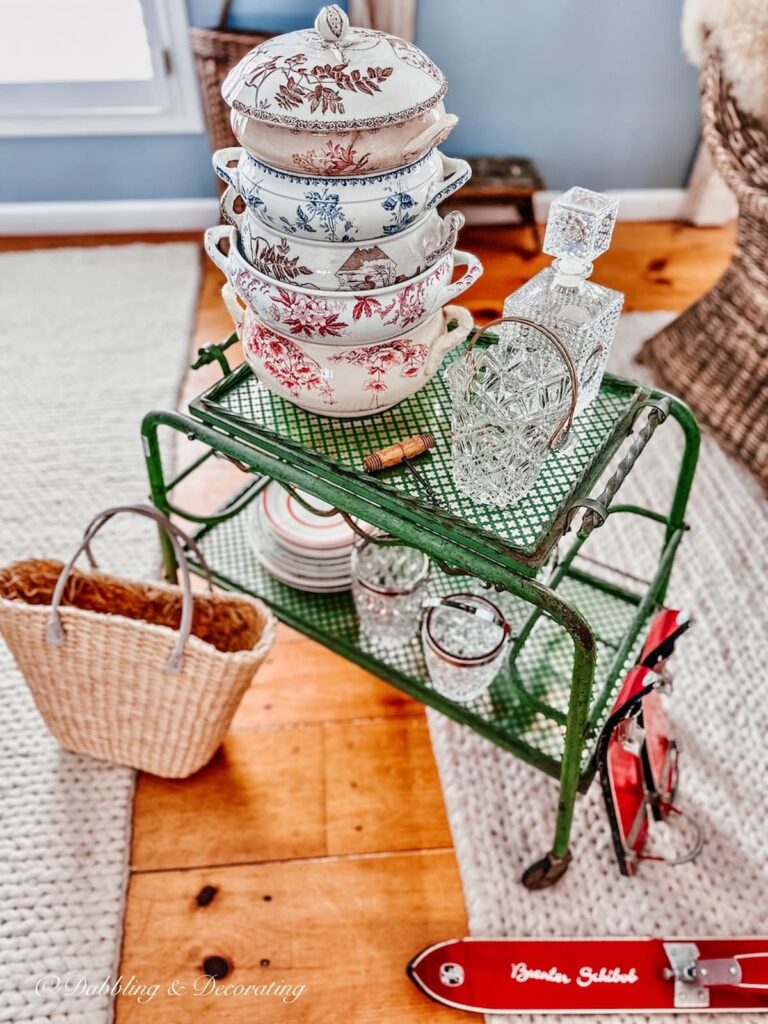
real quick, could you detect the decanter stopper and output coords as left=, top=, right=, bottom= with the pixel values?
left=544, top=187, right=620, bottom=285
left=544, top=186, right=620, bottom=262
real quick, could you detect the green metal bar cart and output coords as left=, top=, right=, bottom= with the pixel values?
left=141, top=331, right=699, bottom=888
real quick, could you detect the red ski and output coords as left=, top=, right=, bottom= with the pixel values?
left=597, top=608, right=700, bottom=875
left=408, top=937, right=768, bottom=1014
left=639, top=608, right=690, bottom=670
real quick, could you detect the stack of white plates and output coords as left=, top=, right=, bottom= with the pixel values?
left=248, top=481, right=357, bottom=593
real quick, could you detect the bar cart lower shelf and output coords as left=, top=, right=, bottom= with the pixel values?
left=142, top=332, right=699, bottom=889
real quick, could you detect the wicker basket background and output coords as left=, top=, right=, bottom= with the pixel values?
left=639, top=49, right=768, bottom=491
left=190, top=2, right=273, bottom=190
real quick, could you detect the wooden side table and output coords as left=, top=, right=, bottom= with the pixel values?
left=446, top=157, right=545, bottom=257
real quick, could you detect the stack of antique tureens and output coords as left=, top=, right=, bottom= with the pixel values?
left=204, top=4, right=481, bottom=417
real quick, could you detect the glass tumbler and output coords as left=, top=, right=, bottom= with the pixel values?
left=422, top=593, right=509, bottom=703
left=351, top=541, right=430, bottom=648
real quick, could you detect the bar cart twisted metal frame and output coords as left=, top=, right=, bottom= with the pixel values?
left=141, top=329, right=699, bottom=888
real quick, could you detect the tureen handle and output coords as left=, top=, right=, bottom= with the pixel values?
left=219, top=186, right=244, bottom=231
left=204, top=224, right=237, bottom=276
left=425, top=156, right=472, bottom=211
left=429, top=250, right=484, bottom=312
left=403, top=114, right=459, bottom=165
left=221, top=284, right=247, bottom=331
left=212, top=146, right=242, bottom=192
left=424, top=210, right=465, bottom=267
left=425, top=305, right=474, bottom=376
left=315, top=5, right=349, bottom=43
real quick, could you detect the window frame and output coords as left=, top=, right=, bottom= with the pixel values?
left=0, top=0, right=204, bottom=137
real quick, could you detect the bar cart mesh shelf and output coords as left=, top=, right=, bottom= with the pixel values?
left=189, top=349, right=649, bottom=568
left=142, top=330, right=699, bottom=888
left=193, top=484, right=647, bottom=779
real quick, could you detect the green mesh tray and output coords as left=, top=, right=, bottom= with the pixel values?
left=189, top=341, right=650, bottom=570
left=190, top=483, right=650, bottom=787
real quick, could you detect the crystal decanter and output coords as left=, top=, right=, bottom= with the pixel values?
left=502, top=186, right=624, bottom=412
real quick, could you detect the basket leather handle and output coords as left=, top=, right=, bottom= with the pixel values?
left=45, top=505, right=212, bottom=674
left=81, top=506, right=213, bottom=589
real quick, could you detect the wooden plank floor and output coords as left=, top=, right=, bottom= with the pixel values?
left=2, top=220, right=734, bottom=1021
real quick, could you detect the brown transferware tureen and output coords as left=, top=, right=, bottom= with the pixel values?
left=222, top=5, right=457, bottom=174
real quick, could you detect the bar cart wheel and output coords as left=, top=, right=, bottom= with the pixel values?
left=521, top=850, right=572, bottom=890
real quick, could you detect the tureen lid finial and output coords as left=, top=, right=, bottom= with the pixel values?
left=315, top=5, right=349, bottom=43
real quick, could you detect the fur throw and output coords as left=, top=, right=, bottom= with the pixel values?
left=682, top=0, right=768, bottom=123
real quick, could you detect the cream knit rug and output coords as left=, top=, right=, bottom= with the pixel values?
left=427, top=312, right=768, bottom=1024
left=0, top=243, right=199, bottom=1023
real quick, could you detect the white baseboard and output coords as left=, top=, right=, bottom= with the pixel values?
left=462, top=188, right=689, bottom=227
left=0, top=198, right=219, bottom=236
left=0, top=188, right=688, bottom=237
left=680, top=145, right=738, bottom=226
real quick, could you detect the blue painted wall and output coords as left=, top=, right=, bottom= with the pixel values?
left=421, top=0, right=700, bottom=190
left=1, top=0, right=699, bottom=202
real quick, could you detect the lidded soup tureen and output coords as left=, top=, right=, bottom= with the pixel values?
left=222, top=5, right=458, bottom=174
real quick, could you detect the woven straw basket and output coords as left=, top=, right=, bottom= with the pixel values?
left=639, top=48, right=768, bottom=491
left=0, top=506, right=276, bottom=778
left=190, top=0, right=273, bottom=178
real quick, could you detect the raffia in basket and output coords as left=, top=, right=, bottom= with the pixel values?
left=0, top=506, right=276, bottom=778
left=639, top=49, right=768, bottom=492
